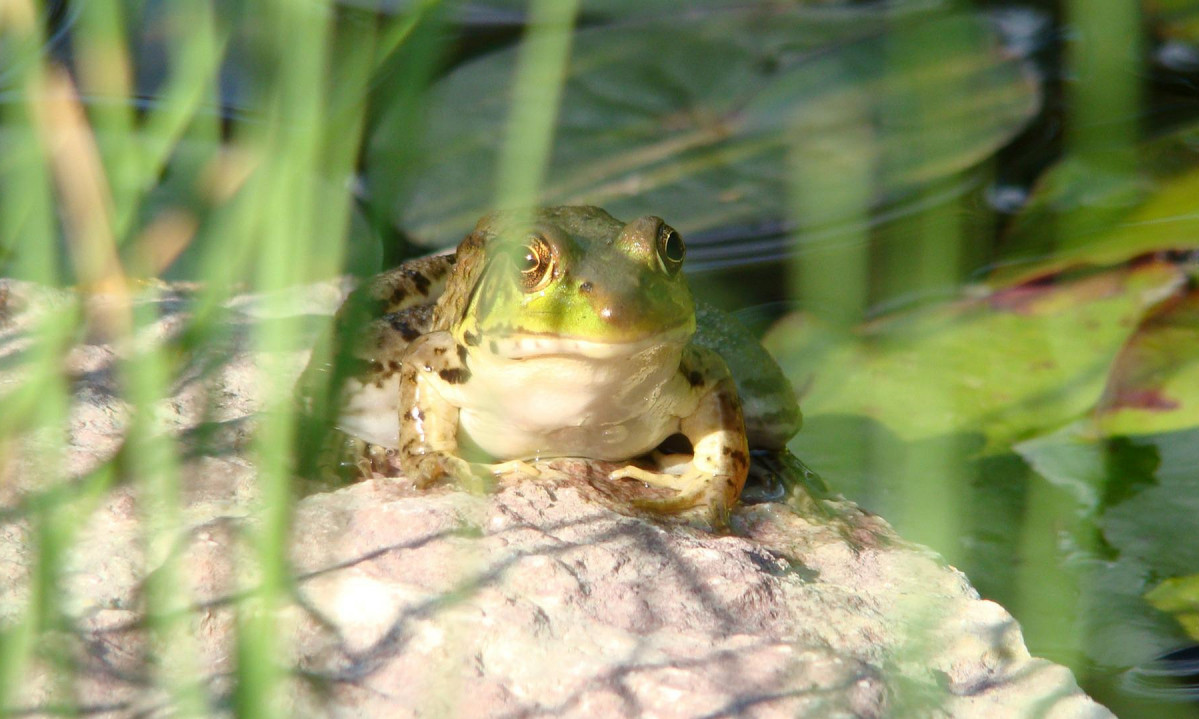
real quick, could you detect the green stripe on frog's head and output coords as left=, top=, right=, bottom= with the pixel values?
left=454, top=206, right=696, bottom=350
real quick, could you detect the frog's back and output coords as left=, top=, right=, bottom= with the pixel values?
left=296, top=254, right=456, bottom=470
left=693, top=302, right=801, bottom=450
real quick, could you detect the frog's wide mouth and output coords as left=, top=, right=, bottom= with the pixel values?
left=483, top=325, right=692, bottom=361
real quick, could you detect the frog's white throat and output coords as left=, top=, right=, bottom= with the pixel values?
left=334, top=330, right=694, bottom=459
left=445, top=330, right=697, bottom=462
left=487, top=328, right=690, bottom=361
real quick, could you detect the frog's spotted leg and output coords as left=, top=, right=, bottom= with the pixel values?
left=396, top=330, right=500, bottom=492
left=298, top=254, right=455, bottom=411
left=611, top=347, right=749, bottom=519
left=359, top=253, right=457, bottom=314
left=296, top=254, right=456, bottom=480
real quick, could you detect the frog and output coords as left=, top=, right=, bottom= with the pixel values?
left=297, top=206, right=803, bottom=519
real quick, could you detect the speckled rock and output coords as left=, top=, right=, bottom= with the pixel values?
left=0, top=279, right=1114, bottom=719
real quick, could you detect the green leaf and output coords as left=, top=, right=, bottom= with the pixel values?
left=992, top=117, right=1199, bottom=286
left=765, top=260, right=1184, bottom=449
left=1014, top=422, right=1112, bottom=513
left=1099, top=429, right=1199, bottom=578
left=1147, top=574, right=1199, bottom=642
left=370, top=5, right=1038, bottom=247
left=1097, top=287, right=1199, bottom=436
left=1017, top=424, right=1199, bottom=651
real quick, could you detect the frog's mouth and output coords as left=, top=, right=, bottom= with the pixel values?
left=486, top=325, right=692, bottom=361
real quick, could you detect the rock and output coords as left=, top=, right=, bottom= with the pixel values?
left=0, top=279, right=1114, bottom=718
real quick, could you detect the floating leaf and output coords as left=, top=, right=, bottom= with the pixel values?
left=1016, top=423, right=1199, bottom=650
left=765, top=260, right=1184, bottom=449
left=1016, top=423, right=1164, bottom=517
left=992, top=117, right=1199, bottom=286
left=1147, top=574, right=1199, bottom=642
left=371, top=5, right=1038, bottom=248
left=1099, top=428, right=1199, bottom=578
left=1079, top=556, right=1187, bottom=669
left=1014, top=422, right=1113, bottom=513
left=1097, top=287, right=1199, bottom=436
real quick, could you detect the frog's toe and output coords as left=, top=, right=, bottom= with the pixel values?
left=608, top=465, right=693, bottom=492
left=631, top=484, right=735, bottom=526
left=609, top=465, right=736, bottom=516
left=411, top=454, right=494, bottom=493
left=458, top=463, right=498, bottom=494
left=488, top=459, right=542, bottom=482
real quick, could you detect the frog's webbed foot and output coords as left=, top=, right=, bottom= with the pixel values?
left=488, top=459, right=543, bottom=482
left=410, top=452, right=495, bottom=494
left=608, top=464, right=738, bottom=523
left=408, top=454, right=545, bottom=493
left=609, top=362, right=749, bottom=524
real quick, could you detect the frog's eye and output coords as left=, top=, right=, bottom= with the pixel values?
left=519, top=235, right=555, bottom=292
left=656, top=224, right=685, bottom=275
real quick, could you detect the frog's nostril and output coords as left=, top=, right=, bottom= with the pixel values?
left=579, top=281, right=594, bottom=294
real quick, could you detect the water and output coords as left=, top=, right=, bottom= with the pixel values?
left=18, top=2, right=1199, bottom=716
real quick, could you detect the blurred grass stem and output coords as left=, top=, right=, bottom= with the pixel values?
left=494, top=0, right=579, bottom=213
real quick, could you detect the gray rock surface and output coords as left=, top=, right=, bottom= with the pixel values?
left=0, top=280, right=1115, bottom=718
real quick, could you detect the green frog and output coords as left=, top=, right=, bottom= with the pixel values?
left=298, top=206, right=802, bottom=518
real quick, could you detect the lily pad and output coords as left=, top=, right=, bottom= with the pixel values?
left=370, top=5, right=1038, bottom=248
left=1015, top=424, right=1199, bottom=658
left=991, top=117, right=1199, bottom=286
left=1098, top=429, right=1199, bottom=579
left=764, top=260, right=1184, bottom=449
left=1147, top=574, right=1199, bottom=642
left=1096, top=286, right=1199, bottom=436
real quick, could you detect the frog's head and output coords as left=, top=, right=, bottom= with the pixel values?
left=448, top=206, right=695, bottom=357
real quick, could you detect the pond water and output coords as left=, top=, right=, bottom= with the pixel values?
left=12, top=1, right=1199, bottom=716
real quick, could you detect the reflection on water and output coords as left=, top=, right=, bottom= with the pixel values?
left=1124, top=646, right=1199, bottom=703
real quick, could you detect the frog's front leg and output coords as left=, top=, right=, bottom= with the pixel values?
left=612, top=348, right=749, bottom=518
left=398, top=332, right=491, bottom=491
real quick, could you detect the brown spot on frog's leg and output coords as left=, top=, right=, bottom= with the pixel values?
left=407, top=267, right=432, bottom=296
left=361, top=254, right=454, bottom=313
left=428, top=343, right=471, bottom=384
left=398, top=332, right=483, bottom=489
left=722, top=445, right=750, bottom=473
left=678, top=348, right=711, bottom=389
left=386, top=312, right=423, bottom=342
left=438, top=367, right=471, bottom=384
left=351, top=305, right=436, bottom=383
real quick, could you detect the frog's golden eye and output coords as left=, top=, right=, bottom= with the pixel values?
left=657, top=224, right=685, bottom=275
left=519, top=235, right=555, bottom=292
